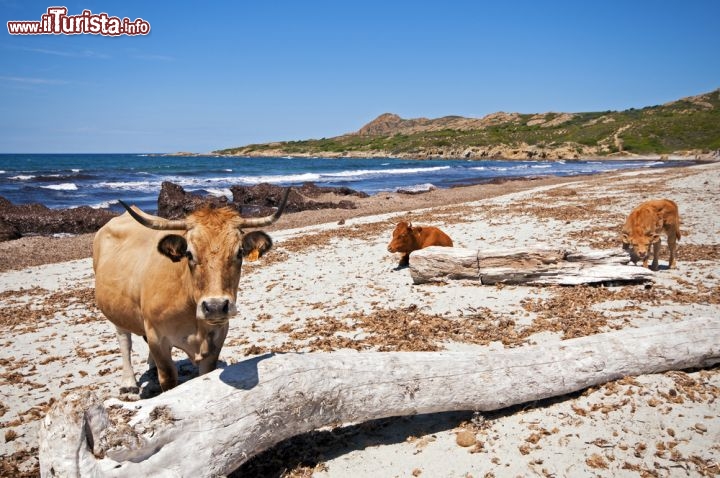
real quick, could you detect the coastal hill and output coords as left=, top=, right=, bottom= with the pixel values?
left=214, top=89, right=720, bottom=160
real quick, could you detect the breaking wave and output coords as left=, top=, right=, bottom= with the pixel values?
left=40, top=183, right=78, bottom=191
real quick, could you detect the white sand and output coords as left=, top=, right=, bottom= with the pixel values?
left=1, top=162, right=719, bottom=476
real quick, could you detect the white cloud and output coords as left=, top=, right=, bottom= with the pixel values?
left=6, top=45, right=110, bottom=59
left=0, top=75, right=69, bottom=85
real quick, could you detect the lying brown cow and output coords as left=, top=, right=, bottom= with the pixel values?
left=621, top=198, right=681, bottom=270
left=387, top=221, right=453, bottom=268
left=93, top=189, right=289, bottom=393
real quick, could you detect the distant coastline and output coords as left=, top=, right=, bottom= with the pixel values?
left=161, top=150, right=715, bottom=162
left=210, top=88, right=720, bottom=161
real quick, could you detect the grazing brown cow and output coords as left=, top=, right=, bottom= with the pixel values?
left=93, top=188, right=289, bottom=393
left=621, top=198, right=681, bottom=270
left=387, top=221, right=453, bottom=268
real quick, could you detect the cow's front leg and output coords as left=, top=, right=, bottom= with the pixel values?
left=147, top=337, right=177, bottom=391
left=141, top=335, right=157, bottom=370
left=198, top=325, right=229, bottom=375
left=147, top=351, right=156, bottom=370
left=115, top=327, right=139, bottom=394
left=650, top=240, right=661, bottom=270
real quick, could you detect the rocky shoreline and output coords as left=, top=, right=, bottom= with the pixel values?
left=0, top=197, right=116, bottom=242
left=0, top=182, right=369, bottom=243
left=213, top=147, right=719, bottom=162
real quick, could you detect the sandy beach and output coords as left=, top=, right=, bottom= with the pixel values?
left=1, top=162, right=719, bottom=477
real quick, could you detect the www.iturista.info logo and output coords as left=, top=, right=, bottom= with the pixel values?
left=7, top=7, right=150, bottom=36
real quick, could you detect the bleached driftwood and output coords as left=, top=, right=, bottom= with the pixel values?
left=409, top=246, right=653, bottom=285
left=39, top=317, right=720, bottom=478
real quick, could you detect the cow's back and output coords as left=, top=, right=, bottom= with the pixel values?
left=624, top=203, right=655, bottom=235
left=654, top=199, right=681, bottom=239
left=419, top=227, right=453, bottom=248
left=93, top=212, right=179, bottom=335
left=642, top=199, right=679, bottom=216
left=625, top=199, right=680, bottom=236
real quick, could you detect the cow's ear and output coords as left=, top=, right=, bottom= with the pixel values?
left=242, top=231, right=273, bottom=259
left=158, top=234, right=187, bottom=262
left=651, top=233, right=661, bottom=243
left=621, top=232, right=629, bottom=243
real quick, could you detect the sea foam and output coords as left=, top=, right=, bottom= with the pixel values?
left=41, top=183, right=78, bottom=191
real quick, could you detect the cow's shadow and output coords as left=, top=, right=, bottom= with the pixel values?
left=133, top=354, right=268, bottom=399
left=218, top=354, right=270, bottom=389
left=630, top=263, right=672, bottom=272
left=136, top=358, right=232, bottom=399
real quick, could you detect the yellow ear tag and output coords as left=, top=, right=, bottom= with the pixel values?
left=246, top=249, right=260, bottom=262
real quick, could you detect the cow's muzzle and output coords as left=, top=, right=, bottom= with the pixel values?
left=198, top=297, right=236, bottom=322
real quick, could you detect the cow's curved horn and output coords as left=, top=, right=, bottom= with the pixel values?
left=118, top=201, right=189, bottom=230
left=238, top=187, right=292, bottom=228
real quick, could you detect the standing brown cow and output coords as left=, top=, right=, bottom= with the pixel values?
left=387, top=221, right=453, bottom=268
left=621, top=198, right=681, bottom=270
left=93, top=188, right=289, bottom=393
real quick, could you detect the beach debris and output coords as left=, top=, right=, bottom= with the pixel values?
left=38, top=317, right=720, bottom=477
left=409, top=246, right=654, bottom=285
left=396, top=183, right=437, bottom=195
left=455, top=430, right=476, bottom=447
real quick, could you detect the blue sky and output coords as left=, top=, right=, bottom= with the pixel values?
left=1, top=1, right=719, bottom=153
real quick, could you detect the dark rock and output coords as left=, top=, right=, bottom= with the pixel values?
left=157, top=181, right=229, bottom=219
left=335, top=200, right=356, bottom=209
left=158, top=181, right=362, bottom=220
left=0, top=195, right=116, bottom=241
left=296, top=182, right=369, bottom=199
left=230, top=183, right=299, bottom=214
left=0, top=218, right=20, bottom=241
left=230, top=182, right=361, bottom=217
left=0, top=178, right=369, bottom=242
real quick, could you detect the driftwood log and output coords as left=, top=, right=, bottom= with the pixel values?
left=39, top=317, right=720, bottom=477
left=409, top=246, right=654, bottom=285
